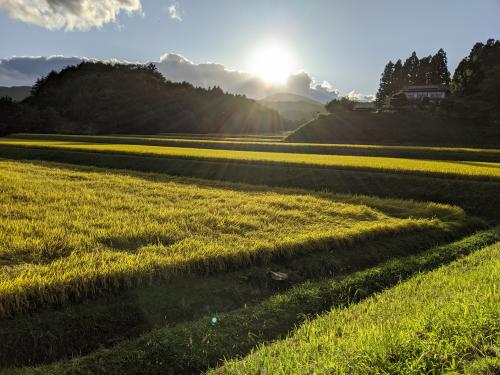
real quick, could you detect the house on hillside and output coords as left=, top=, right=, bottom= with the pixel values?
left=352, top=102, right=375, bottom=111
left=396, top=84, right=450, bottom=104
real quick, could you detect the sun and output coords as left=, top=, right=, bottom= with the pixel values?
left=248, top=41, right=295, bottom=84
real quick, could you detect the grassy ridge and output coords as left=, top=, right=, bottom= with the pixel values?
left=0, top=159, right=459, bottom=318
left=10, top=228, right=499, bottom=375
left=1, top=138, right=500, bottom=180
left=10, top=133, right=500, bottom=162
left=219, top=241, right=500, bottom=375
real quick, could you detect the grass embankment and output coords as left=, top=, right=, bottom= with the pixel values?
left=286, top=111, right=500, bottom=148
left=1, top=138, right=500, bottom=180
left=0, top=159, right=460, bottom=318
left=9, top=228, right=499, bottom=375
left=10, top=133, right=500, bottom=162
left=219, top=241, right=500, bottom=375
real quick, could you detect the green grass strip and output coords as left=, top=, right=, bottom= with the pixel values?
left=219, top=241, right=500, bottom=374
left=9, top=227, right=499, bottom=375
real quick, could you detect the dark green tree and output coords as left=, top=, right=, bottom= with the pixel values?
left=325, top=97, right=356, bottom=112
left=375, top=61, right=394, bottom=108
left=417, top=55, right=432, bottom=85
left=390, top=59, right=405, bottom=93
left=431, top=48, right=451, bottom=85
left=402, top=52, right=420, bottom=85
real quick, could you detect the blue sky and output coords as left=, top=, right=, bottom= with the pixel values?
left=1, top=0, right=499, bottom=99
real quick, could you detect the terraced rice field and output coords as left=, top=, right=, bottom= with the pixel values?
left=0, top=134, right=499, bottom=374
left=0, top=159, right=463, bottom=319
left=1, top=137, right=500, bottom=180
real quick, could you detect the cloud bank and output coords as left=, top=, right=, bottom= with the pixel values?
left=0, top=54, right=373, bottom=103
left=157, top=53, right=340, bottom=103
left=0, top=0, right=142, bottom=31
left=346, top=90, right=375, bottom=102
left=0, top=55, right=87, bottom=86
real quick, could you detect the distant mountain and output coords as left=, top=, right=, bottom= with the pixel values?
left=260, top=93, right=323, bottom=105
left=13, top=62, right=291, bottom=135
left=0, top=86, right=31, bottom=102
left=259, top=93, right=327, bottom=123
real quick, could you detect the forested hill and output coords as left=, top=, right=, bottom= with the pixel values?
left=450, top=39, right=500, bottom=114
left=18, top=62, right=290, bottom=135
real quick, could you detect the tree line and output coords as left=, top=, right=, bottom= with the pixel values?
left=1, top=62, right=291, bottom=136
left=375, top=49, right=451, bottom=108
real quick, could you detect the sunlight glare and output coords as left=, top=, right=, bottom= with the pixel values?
left=248, top=41, right=295, bottom=84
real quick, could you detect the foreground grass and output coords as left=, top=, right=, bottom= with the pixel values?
left=10, top=133, right=500, bottom=162
left=1, top=138, right=500, bottom=180
left=219, top=241, right=500, bottom=375
left=0, top=159, right=460, bottom=318
left=9, top=228, right=498, bottom=374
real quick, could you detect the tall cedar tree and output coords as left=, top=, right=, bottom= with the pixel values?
left=375, top=61, right=394, bottom=108
left=431, top=48, right=451, bottom=85
left=390, top=59, right=405, bottom=94
left=417, top=56, right=433, bottom=85
left=403, top=52, right=420, bottom=86
left=376, top=49, right=452, bottom=106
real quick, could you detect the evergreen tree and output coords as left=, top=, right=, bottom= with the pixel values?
left=390, top=59, right=405, bottom=93
left=417, top=55, right=433, bottom=85
left=431, top=48, right=451, bottom=85
left=402, top=52, right=420, bottom=85
left=375, top=61, right=394, bottom=108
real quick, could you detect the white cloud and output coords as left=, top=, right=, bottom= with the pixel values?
left=0, top=53, right=348, bottom=103
left=346, top=90, right=375, bottom=102
left=0, top=0, right=142, bottom=31
left=167, top=3, right=182, bottom=21
left=157, top=54, right=340, bottom=103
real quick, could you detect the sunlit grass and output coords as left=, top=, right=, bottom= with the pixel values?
left=218, top=241, right=500, bottom=374
left=0, top=159, right=465, bottom=318
left=12, top=133, right=500, bottom=154
left=1, top=138, right=500, bottom=180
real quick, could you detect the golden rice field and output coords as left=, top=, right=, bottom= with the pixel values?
left=0, top=159, right=465, bottom=318
left=13, top=133, right=500, bottom=155
left=1, top=138, right=500, bottom=180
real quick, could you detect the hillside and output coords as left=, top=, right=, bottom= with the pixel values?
left=0, top=86, right=30, bottom=101
left=259, top=93, right=326, bottom=123
left=14, top=62, right=290, bottom=135
left=286, top=111, right=500, bottom=147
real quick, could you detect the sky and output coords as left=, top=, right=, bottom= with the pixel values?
left=0, top=0, right=499, bottom=102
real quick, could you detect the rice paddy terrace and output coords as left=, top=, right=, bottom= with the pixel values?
left=0, top=133, right=498, bottom=374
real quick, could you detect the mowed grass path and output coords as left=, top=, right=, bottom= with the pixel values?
left=0, top=159, right=460, bottom=318
left=1, top=138, right=500, bottom=180
left=218, top=241, right=500, bottom=375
